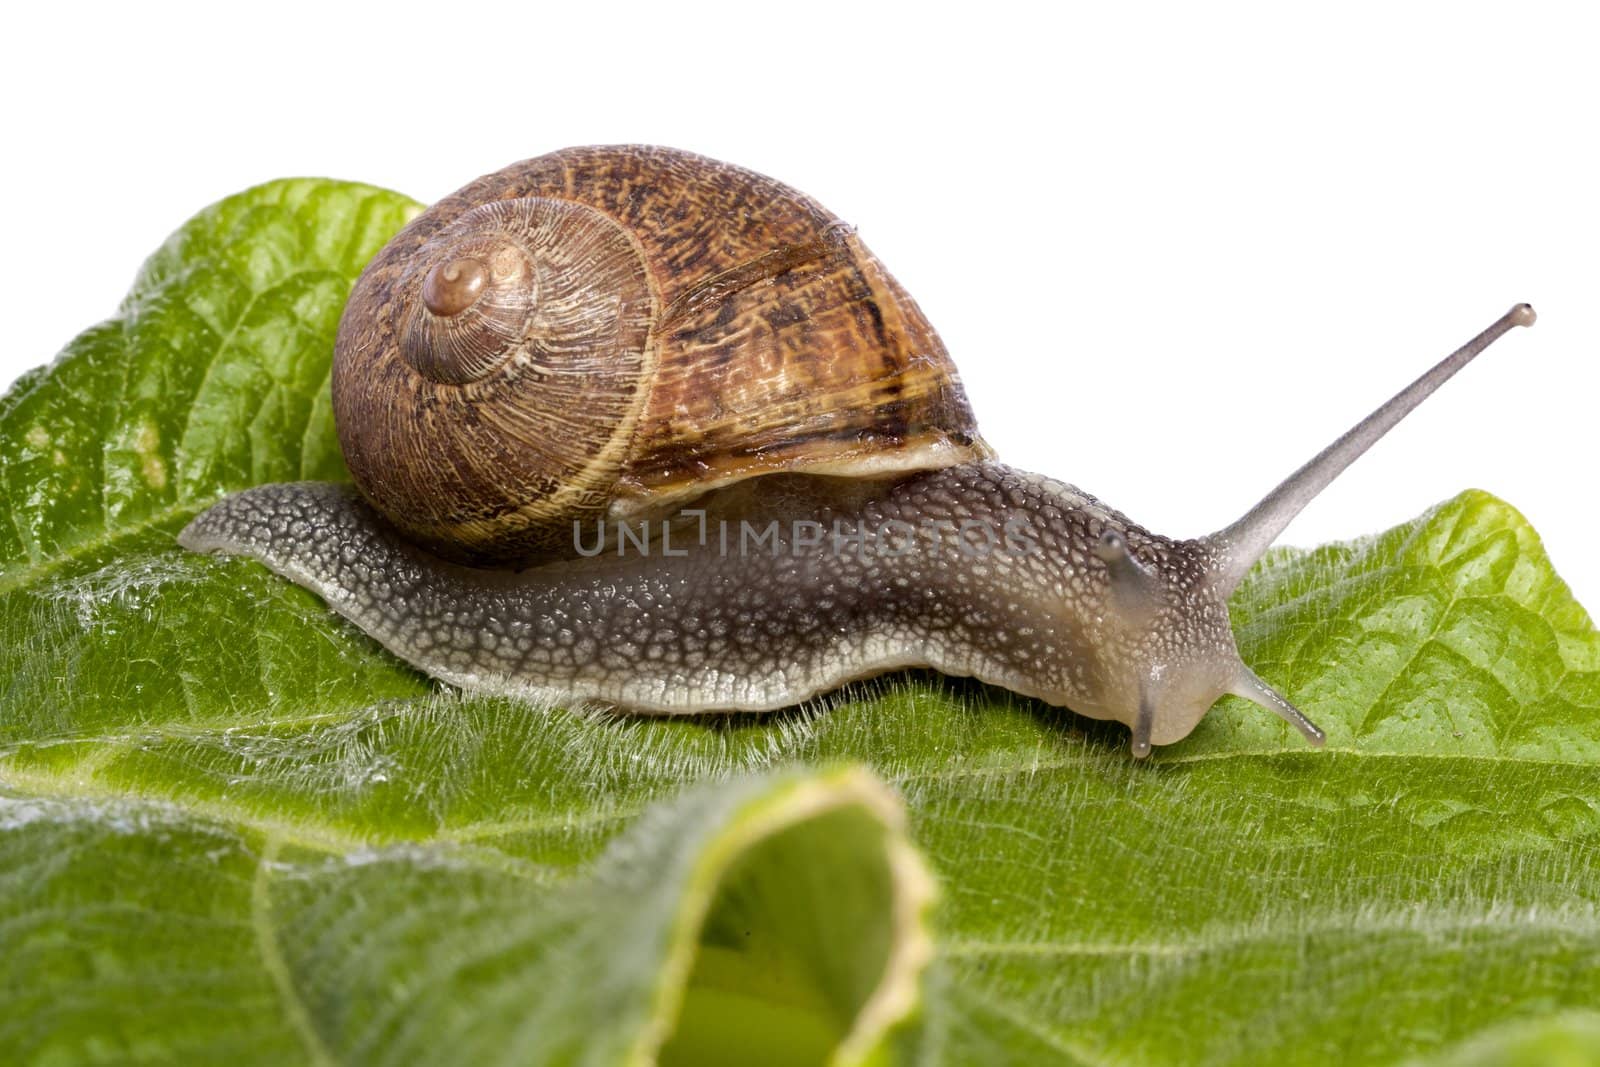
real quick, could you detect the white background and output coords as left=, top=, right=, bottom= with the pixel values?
left=3, top=3, right=1597, bottom=607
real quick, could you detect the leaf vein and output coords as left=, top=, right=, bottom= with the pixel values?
left=253, top=837, right=337, bottom=1067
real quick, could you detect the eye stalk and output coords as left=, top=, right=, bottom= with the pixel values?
left=1206, top=303, right=1536, bottom=597
left=1131, top=302, right=1539, bottom=759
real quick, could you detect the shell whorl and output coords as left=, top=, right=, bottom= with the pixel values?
left=400, top=206, right=544, bottom=385
left=335, top=195, right=656, bottom=562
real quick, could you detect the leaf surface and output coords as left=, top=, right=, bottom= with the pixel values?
left=2, top=180, right=1596, bottom=1066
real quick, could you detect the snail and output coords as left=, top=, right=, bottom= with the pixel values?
left=177, top=145, right=1537, bottom=757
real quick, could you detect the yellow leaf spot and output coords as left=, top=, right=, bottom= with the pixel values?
left=135, top=419, right=167, bottom=491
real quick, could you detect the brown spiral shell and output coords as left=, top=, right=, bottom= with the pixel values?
left=333, top=145, right=993, bottom=564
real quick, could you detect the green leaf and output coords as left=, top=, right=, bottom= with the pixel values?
left=3, top=180, right=1598, bottom=1065
left=0, top=178, right=420, bottom=576
left=1, top=762, right=934, bottom=1066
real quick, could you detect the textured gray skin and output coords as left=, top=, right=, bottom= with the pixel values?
left=178, top=463, right=1249, bottom=748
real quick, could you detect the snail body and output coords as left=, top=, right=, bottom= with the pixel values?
left=179, top=146, right=1537, bottom=756
left=180, top=464, right=1243, bottom=749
